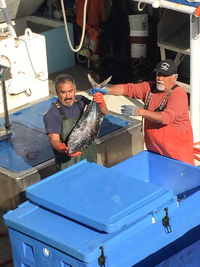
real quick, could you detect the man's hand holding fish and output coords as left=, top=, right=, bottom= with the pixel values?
left=58, top=143, right=82, bottom=157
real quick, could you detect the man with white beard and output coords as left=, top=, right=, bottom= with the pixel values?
left=93, top=59, right=194, bottom=165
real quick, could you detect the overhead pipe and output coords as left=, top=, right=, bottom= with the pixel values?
left=134, top=0, right=197, bottom=14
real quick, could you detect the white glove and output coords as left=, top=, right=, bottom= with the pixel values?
left=121, top=105, right=138, bottom=116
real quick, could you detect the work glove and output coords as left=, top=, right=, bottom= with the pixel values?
left=58, top=142, right=68, bottom=153
left=58, top=143, right=82, bottom=157
left=93, top=92, right=105, bottom=108
left=121, top=105, right=138, bottom=117
left=68, top=151, right=82, bottom=157
left=89, top=86, right=109, bottom=95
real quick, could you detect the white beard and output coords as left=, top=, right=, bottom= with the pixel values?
left=156, top=82, right=165, bottom=91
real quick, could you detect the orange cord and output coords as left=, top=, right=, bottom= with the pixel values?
left=26, top=150, right=39, bottom=159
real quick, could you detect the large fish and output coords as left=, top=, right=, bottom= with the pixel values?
left=67, top=74, right=111, bottom=154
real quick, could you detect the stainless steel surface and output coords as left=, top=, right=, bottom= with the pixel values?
left=96, top=111, right=143, bottom=167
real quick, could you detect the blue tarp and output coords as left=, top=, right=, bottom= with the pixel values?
left=156, top=240, right=200, bottom=266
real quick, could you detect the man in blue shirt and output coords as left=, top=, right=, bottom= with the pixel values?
left=44, top=74, right=108, bottom=171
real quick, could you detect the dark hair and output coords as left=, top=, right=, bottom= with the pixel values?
left=55, top=74, right=76, bottom=94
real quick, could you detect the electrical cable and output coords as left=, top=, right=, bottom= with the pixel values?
left=18, top=30, right=48, bottom=82
left=77, top=52, right=88, bottom=64
left=60, top=0, right=88, bottom=52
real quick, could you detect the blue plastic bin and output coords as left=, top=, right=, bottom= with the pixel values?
left=112, top=151, right=200, bottom=196
left=3, top=152, right=200, bottom=266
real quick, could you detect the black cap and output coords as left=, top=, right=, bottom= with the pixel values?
left=153, top=59, right=177, bottom=76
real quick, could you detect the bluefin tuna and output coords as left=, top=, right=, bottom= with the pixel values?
left=67, top=74, right=111, bottom=154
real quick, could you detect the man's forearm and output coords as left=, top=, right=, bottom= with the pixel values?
left=108, top=84, right=125, bottom=95
left=100, top=104, right=109, bottom=115
left=138, top=108, right=163, bottom=123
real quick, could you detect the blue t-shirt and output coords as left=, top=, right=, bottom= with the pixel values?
left=44, top=95, right=90, bottom=135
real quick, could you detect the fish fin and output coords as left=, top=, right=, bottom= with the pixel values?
left=100, top=76, right=112, bottom=87
left=88, top=74, right=98, bottom=88
left=88, top=74, right=112, bottom=89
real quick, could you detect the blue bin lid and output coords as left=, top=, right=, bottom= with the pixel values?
left=26, top=160, right=174, bottom=233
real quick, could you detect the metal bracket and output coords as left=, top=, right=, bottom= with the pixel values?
left=98, top=246, right=106, bottom=267
left=162, top=207, right=172, bottom=233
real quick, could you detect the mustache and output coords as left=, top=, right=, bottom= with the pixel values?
left=64, top=98, right=72, bottom=101
left=157, top=81, right=165, bottom=85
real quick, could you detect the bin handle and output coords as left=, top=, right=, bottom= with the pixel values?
left=25, top=28, right=33, bottom=39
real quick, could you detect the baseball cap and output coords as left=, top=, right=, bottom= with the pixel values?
left=153, top=59, right=177, bottom=76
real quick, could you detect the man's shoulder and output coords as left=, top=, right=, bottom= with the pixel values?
left=46, top=101, right=58, bottom=114
left=171, top=84, right=187, bottom=96
left=76, top=94, right=90, bottom=100
left=141, top=81, right=154, bottom=93
left=176, top=84, right=186, bottom=91
left=75, top=94, right=90, bottom=105
left=44, top=101, right=60, bottom=122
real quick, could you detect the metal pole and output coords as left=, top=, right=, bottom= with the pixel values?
left=0, top=0, right=17, bottom=37
left=190, top=14, right=200, bottom=142
left=1, top=81, right=11, bottom=130
left=132, top=0, right=196, bottom=15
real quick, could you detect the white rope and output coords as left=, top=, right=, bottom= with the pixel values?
left=60, top=0, right=88, bottom=52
